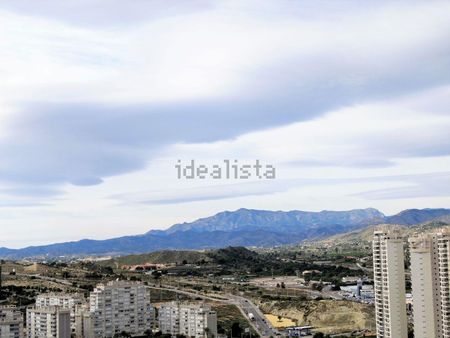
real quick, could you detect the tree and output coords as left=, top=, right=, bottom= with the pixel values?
left=231, top=322, right=242, bottom=338
left=311, top=283, right=323, bottom=292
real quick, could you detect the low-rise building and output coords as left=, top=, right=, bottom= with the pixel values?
left=158, top=302, right=217, bottom=338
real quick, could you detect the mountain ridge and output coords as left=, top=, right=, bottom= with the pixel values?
left=1, top=207, right=449, bottom=259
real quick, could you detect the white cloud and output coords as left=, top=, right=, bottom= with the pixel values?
left=170, top=86, right=450, bottom=171
left=1, top=1, right=450, bottom=105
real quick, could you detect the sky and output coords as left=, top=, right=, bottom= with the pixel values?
left=0, top=0, right=449, bottom=248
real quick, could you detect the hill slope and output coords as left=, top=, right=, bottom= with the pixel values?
left=317, top=219, right=450, bottom=247
left=102, top=250, right=211, bottom=266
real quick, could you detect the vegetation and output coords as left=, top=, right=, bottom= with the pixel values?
left=102, top=250, right=211, bottom=266
left=214, top=304, right=258, bottom=337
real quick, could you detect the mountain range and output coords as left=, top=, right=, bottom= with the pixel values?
left=1, top=207, right=449, bottom=259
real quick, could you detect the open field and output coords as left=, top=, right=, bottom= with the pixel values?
left=250, top=276, right=304, bottom=288
left=264, top=314, right=296, bottom=328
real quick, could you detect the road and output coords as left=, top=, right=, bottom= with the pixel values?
left=145, top=285, right=276, bottom=338
left=228, top=294, right=278, bottom=338
left=356, top=262, right=372, bottom=273
left=16, top=273, right=74, bottom=286
left=146, top=285, right=227, bottom=302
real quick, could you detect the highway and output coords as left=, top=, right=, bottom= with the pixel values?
left=145, top=285, right=275, bottom=338
left=228, top=294, right=278, bottom=338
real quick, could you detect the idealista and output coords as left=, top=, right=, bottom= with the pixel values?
left=175, top=159, right=276, bottom=179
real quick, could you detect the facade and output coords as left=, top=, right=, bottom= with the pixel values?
left=26, top=306, right=70, bottom=338
left=373, top=226, right=407, bottom=338
left=79, top=280, right=153, bottom=338
left=159, top=302, right=217, bottom=338
left=36, top=293, right=84, bottom=334
left=410, top=228, right=450, bottom=338
left=74, top=305, right=92, bottom=338
left=0, top=307, right=23, bottom=338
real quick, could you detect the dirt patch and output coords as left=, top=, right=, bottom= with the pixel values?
left=257, top=299, right=375, bottom=334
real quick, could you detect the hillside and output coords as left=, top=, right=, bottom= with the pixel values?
left=384, top=208, right=450, bottom=225
left=317, top=219, right=450, bottom=247
left=102, top=247, right=261, bottom=269
left=1, top=207, right=449, bottom=259
left=102, top=250, right=211, bottom=266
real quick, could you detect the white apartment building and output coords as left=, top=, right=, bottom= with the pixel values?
left=410, top=228, right=450, bottom=338
left=373, top=226, right=408, bottom=338
left=0, top=307, right=23, bottom=338
left=79, top=280, right=153, bottom=338
left=36, top=293, right=84, bottom=334
left=159, top=302, right=217, bottom=338
left=26, top=306, right=70, bottom=338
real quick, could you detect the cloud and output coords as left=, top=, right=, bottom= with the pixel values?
left=287, top=159, right=396, bottom=169
left=114, top=181, right=287, bottom=205
left=354, top=172, right=450, bottom=200
left=0, top=200, right=52, bottom=208
left=112, top=171, right=450, bottom=205
left=170, top=87, right=450, bottom=174
left=0, top=0, right=449, bottom=198
left=0, top=186, right=63, bottom=197
left=0, top=0, right=211, bottom=28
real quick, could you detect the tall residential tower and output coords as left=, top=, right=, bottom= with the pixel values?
left=409, top=228, right=450, bottom=338
left=373, top=226, right=408, bottom=338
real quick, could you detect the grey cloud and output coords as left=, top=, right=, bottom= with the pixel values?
left=287, top=159, right=396, bottom=169
left=0, top=0, right=211, bottom=28
left=353, top=172, right=450, bottom=200
left=0, top=1, right=449, bottom=195
left=0, top=98, right=320, bottom=188
left=0, top=200, right=51, bottom=208
left=363, top=124, right=450, bottom=163
left=1, top=63, right=449, bottom=193
left=0, top=0, right=433, bottom=29
left=113, top=172, right=450, bottom=205
left=0, top=187, right=63, bottom=197
left=116, top=181, right=287, bottom=205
